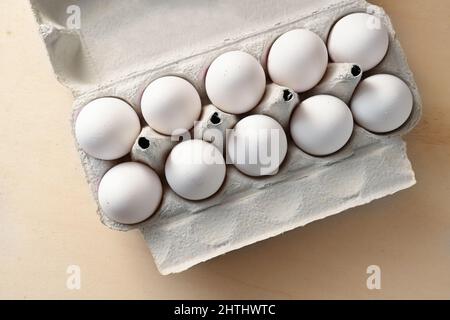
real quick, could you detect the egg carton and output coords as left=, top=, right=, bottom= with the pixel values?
left=30, top=0, right=422, bottom=274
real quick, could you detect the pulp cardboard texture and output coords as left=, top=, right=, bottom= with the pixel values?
left=30, top=0, right=422, bottom=274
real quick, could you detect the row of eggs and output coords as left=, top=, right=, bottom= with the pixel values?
left=74, top=13, right=414, bottom=224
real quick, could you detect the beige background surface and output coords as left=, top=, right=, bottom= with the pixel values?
left=1, top=0, right=449, bottom=299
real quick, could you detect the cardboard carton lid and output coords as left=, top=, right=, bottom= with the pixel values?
left=30, top=0, right=345, bottom=93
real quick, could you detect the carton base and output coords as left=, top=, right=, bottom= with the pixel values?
left=141, top=137, right=415, bottom=274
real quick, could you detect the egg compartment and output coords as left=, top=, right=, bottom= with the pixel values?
left=31, top=0, right=422, bottom=274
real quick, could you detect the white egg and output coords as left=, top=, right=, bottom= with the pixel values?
left=267, top=29, right=328, bottom=93
left=205, top=51, right=266, bottom=114
left=328, top=13, right=389, bottom=72
left=351, top=74, right=413, bottom=133
left=75, top=97, right=140, bottom=160
left=141, top=76, right=201, bottom=135
left=165, top=139, right=226, bottom=200
left=98, top=162, right=162, bottom=224
left=290, top=95, right=354, bottom=156
left=227, top=115, right=287, bottom=176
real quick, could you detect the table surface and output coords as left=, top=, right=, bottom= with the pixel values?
left=1, top=0, right=449, bottom=299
